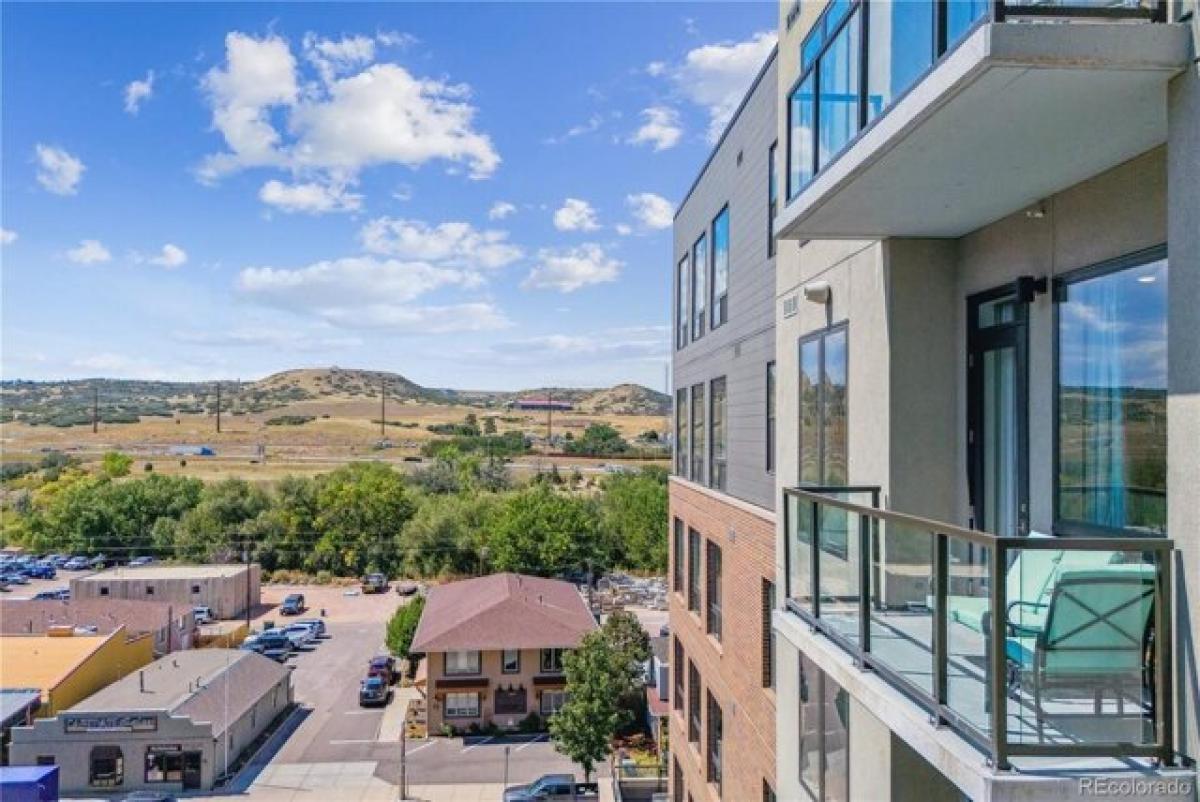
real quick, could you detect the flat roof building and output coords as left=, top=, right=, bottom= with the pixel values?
left=0, top=599, right=195, bottom=655
left=70, top=564, right=260, bottom=620
left=9, top=649, right=291, bottom=794
left=0, top=628, right=154, bottom=717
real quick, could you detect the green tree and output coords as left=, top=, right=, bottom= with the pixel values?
left=176, top=478, right=270, bottom=561
left=550, top=631, right=629, bottom=781
left=597, top=467, right=668, bottom=572
left=312, top=462, right=415, bottom=575
left=563, top=423, right=629, bottom=457
left=487, top=485, right=603, bottom=575
left=100, top=451, right=133, bottom=478
left=386, top=594, right=426, bottom=661
left=401, top=492, right=496, bottom=576
left=483, top=416, right=497, bottom=435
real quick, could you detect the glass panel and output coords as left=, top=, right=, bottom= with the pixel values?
left=825, top=0, right=852, bottom=32
left=692, top=235, right=707, bottom=340
left=675, top=388, right=688, bottom=477
left=677, top=256, right=689, bottom=348
left=945, top=541, right=994, bottom=740
left=818, top=505, right=860, bottom=645
left=801, top=31, right=824, bottom=72
left=1057, top=257, right=1167, bottom=534
left=823, top=675, right=850, bottom=802
left=870, top=521, right=934, bottom=696
left=788, top=76, right=816, bottom=199
left=982, top=346, right=1018, bottom=536
left=766, top=362, right=777, bottom=473
left=817, top=7, right=861, bottom=169
left=947, top=0, right=989, bottom=46
left=977, top=294, right=1017, bottom=328
left=1004, top=545, right=1159, bottom=748
left=710, top=377, right=727, bottom=490
left=823, top=329, right=848, bottom=485
left=712, top=209, right=729, bottom=326
left=691, top=383, right=705, bottom=485
left=788, top=494, right=815, bottom=613
left=866, top=1, right=935, bottom=123
left=798, top=653, right=821, bottom=796
left=799, top=339, right=821, bottom=484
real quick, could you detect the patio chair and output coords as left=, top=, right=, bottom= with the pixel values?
left=1005, top=565, right=1156, bottom=741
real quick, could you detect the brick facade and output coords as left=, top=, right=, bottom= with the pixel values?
left=669, top=478, right=776, bottom=802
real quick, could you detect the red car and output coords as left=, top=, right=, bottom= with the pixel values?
left=368, top=655, right=397, bottom=685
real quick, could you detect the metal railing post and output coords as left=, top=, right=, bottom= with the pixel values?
left=934, top=533, right=949, bottom=724
left=989, top=541, right=1010, bottom=770
left=810, top=499, right=821, bottom=620
left=859, top=512, right=871, bottom=656
left=1155, top=551, right=1175, bottom=765
left=783, top=493, right=793, bottom=600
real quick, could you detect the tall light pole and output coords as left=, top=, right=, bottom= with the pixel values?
left=380, top=376, right=387, bottom=438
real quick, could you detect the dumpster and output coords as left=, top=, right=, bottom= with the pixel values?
left=0, top=765, right=59, bottom=802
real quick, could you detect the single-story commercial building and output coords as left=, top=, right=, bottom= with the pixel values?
left=9, top=649, right=292, bottom=794
left=1, top=690, right=42, bottom=766
left=411, top=573, right=597, bottom=733
left=0, top=599, right=195, bottom=654
left=0, top=628, right=155, bottom=717
left=70, top=564, right=261, bottom=620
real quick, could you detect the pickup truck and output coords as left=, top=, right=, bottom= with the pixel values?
left=503, top=774, right=599, bottom=802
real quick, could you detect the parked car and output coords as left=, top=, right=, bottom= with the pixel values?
left=359, top=675, right=390, bottom=707
left=394, top=581, right=420, bottom=597
left=121, top=791, right=178, bottom=802
left=362, top=573, right=389, bottom=594
left=32, top=588, right=68, bottom=600
left=279, top=593, right=305, bottom=615
left=297, top=618, right=326, bottom=638
left=128, top=556, right=155, bottom=567
left=193, top=606, right=215, bottom=625
left=26, top=562, right=56, bottom=580
left=253, top=631, right=293, bottom=661
left=367, top=655, right=397, bottom=685
left=3, top=573, right=29, bottom=585
left=504, top=774, right=599, bottom=802
left=64, top=556, right=90, bottom=570
left=281, top=623, right=315, bottom=647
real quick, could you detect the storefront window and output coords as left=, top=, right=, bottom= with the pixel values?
left=145, top=747, right=184, bottom=783
left=445, top=692, right=480, bottom=718
left=89, top=745, right=124, bottom=788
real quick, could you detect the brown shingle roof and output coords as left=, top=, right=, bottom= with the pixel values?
left=410, top=573, right=597, bottom=653
left=0, top=599, right=188, bottom=638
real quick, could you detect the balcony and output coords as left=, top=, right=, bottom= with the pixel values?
left=777, top=0, right=1190, bottom=240
left=782, top=486, right=1177, bottom=770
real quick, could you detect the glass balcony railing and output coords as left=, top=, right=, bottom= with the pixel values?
left=783, top=486, right=1177, bottom=769
left=785, top=0, right=1168, bottom=203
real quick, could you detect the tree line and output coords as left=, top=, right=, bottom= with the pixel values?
left=0, top=452, right=668, bottom=578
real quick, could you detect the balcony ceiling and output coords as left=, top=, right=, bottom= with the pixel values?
left=775, top=22, right=1191, bottom=240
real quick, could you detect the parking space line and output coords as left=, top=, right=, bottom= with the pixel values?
left=343, top=710, right=378, bottom=716
left=329, top=739, right=376, bottom=745
left=460, top=736, right=494, bottom=753
left=516, top=734, right=548, bottom=751
left=404, top=740, right=437, bottom=756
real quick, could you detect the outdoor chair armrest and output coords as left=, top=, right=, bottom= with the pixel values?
left=1006, top=600, right=1047, bottom=636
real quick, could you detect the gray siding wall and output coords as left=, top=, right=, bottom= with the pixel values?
left=672, top=53, right=778, bottom=512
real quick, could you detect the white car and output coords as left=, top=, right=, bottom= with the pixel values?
left=279, top=624, right=314, bottom=648
left=193, top=606, right=215, bottom=625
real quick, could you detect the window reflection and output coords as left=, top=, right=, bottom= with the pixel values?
left=817, top=9, right=861, bottom=167
left=1057, top=256, right=1167, bottom=534
left=867, top=1, right=935, bottom=123
left=947, top=0, right=989, bottom=45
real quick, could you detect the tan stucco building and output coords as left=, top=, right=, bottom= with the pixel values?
left=70, top=564, right=261, bottom=620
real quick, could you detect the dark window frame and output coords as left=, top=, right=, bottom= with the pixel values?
left=1052, top=244, right=1169, bottom=539
left=798, top=321, right=850, bottom=486
left=692, top=233, right=708, bottom=341
left=766, top=361, right=777, bottom=473
left=798, top=656, right=851, bottom=802
left=691, top=383, right=706, bottom=485
left=709, top=377, right=727, bottom=491
left=687, top=528, right=701, bottom=612
left=767, top=142, right=778, bottom=258
left=705, top=539, right=722, bottom=642
left=540, top=648, right=565, bottom=674
left=673, top=637, right=685, bottom=711
left=687, top=660, right=701, bottom=744
left=89, top=745, right=124, bottom=788
left=706, top=690, right=723, bottom=792
left=672, top=518, right=685, bottom=594
left=501, top=648, right=521, bottom=674
left=710, top=206, right=730, bottom=330
left=762, top=579, right=776, bottom=689
left=676, top=387, right=690, bottom=478
left=677, top=254, right=691, bottom=350
left=443, top=650, right=482, bottom=676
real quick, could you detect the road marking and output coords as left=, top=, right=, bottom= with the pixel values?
left=460, top=736, right=494, bottom=753
left=517, top=734, right=548, bottom=751
left=329, top=739, right=376, bottom=745
left=343, top=710, right=378, bottom=716
left=403, top=740, right=437, bottom=756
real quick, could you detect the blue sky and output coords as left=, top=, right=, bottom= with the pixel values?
left=1, top=1, right=776, bottom=391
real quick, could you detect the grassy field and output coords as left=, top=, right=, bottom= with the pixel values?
left=0, top=395, right=670, bottom=482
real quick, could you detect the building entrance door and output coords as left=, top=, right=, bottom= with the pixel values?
left=182, top=751, right=202, bottom=790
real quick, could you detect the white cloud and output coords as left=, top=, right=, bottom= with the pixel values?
left=544, top=113, right=603, bottom=145
left=488, top=201, right=516, bottom=220
left=259, top=178, right=363, bottom=214
left=376, top=30, right=418, bottom=49
left=673, top=31, right=777, bottom=141
left=124, top=70, right=155, bottom=114
left=626, top=192, right=674, bottom=230
left=199, top=31, right=500, bottom=201
left=615, top=224, right=632, bottom=236
left=171, top=327, right=362, bottom=351
left=469, top=324, right=670, bottom=366
left=359, top=217, right=522, bottom=270
left=66, top=239, right=111, bottom=264
left=0, top=228, right=16, bottom=245
left=523, top=244, right=621, bottom=293
left=303, top=33, right=375, bottom=84
left=628, top=106, right=682, bottom=151
left=34, top=144, right=85, bottom=195
left=645, top=61, right=667, bottom=77
left=553, top=198, right=600, bottom=232
left=149, top=243, right=188, bottom=268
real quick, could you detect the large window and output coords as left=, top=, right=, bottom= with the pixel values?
left=502, top=649, right=521, bottom=674
left=1056, top=250, right=1167, bottom=536
left=691, top=383, right=706, bottom=484
left=540, top=689, right=568, bottom=715
left=692, top=235, right=708, bottom=340
left=766, top=362, right=777, bottom=473
left=89, top=746, right=124, bottom=788
left=145, top=748, right=184, bottom=784
left=706, top=691, right=723, bottom=792
left=711, top=207, right=729, bottom=329
left=798, top=654, right=850, bottom=802
left=709, top=377, right=727, bottom=491
left=768, top=143, right=778, bottom=257
left=687, top=660, right=701, bottom=744
left=706, top=539, right=722, bottom=641
left=799, top=325, right=848, bottom=485
left=788, top=0, right=986, bottom=200
left=445, top=692, right=480, bottom=718
left=444, top=650, right=481, bottom=675
left=675, top=388, right=689, bottom=478
left=673, top=518, right=685, bottom=593
left=688, top=528, right=701, bottom=612
left=677, top=255, right=690, bottom=349
left=540, top=648, right=565, bottom=674
left=762, top=579, right=776, bottom=688
left=673, top=637, right=685, bottom=711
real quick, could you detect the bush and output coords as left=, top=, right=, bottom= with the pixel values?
left=385, top=594, right=425, bottom=659
left=314, top=570, right=333, bottom=585
left=265, top=415, right=315, bottom=426
left=518, top=712, right=544, bottom=733
left=101, top=451, right=133, bottom=478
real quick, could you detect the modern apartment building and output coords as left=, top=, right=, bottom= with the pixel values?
left=766, top=1, right=1199, bottom=800
left=669, top=51, right=780, bottom=802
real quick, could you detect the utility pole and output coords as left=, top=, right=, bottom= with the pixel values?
left=380, top=376, right=387, bottom=438
left=399, top=724, right=407, bottom=801
left=215, top=383, right=222, bottom=434
left=243, top=545, right=251, bottom=633
left=546, top=389, right=553, bottom=448
left=92, top=385, right=99, bottom=434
